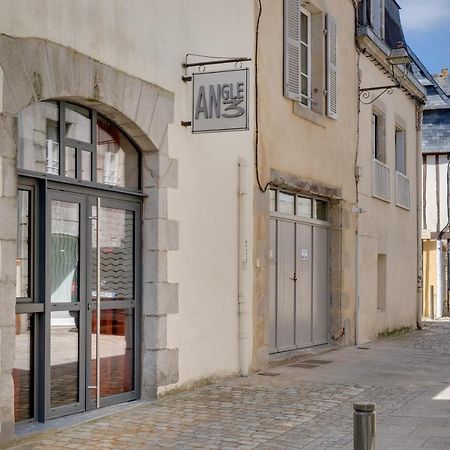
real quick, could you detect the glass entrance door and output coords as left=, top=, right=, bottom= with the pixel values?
left=47, top=189, right=139, bottom=418
left=87, top=197, right=138, bottom=409
left=48, top=192, right=86, bottom=417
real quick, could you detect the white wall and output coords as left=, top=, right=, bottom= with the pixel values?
left=0, top=0, right=255, bottom=388
left=357, top=54, right=418, bottom=342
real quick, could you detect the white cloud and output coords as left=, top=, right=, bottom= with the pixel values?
left=397, top=0, right=450, bottom=33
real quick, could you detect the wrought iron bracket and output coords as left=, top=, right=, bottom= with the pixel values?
left=182, top=57, right=251, bottom=70
left=359, top=83, right=400, bottom=105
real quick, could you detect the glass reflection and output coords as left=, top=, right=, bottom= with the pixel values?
left=270, top=189, right=276, bottom=212
left=50, top=311, right=79, bottom=408
left=90, top=309, right=134, bottom=399
left=13, top=314, right=33, bottom=422
left=17, top=190, right=31, bottom=298
left=65, top=146, right=76, bottom=178
left=65, top=104, right=91, bottom=143
left=278, top=192, right=295, bottom=215
left=92, top=207, right=134, bottom=301
left=297, top=197, right=312, bottom=218
left=50, top=201, right=80, bottom=303
left=18, top=102, right=60, bottom=174
left=81, top=150, right=92, bottom=181
left=96, top=116, right=138, bottom=189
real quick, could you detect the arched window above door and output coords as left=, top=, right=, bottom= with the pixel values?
left=18, top=101, right=140, bottom=190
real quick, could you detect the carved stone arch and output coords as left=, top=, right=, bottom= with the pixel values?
left=0, top=35, right=179, bottom=443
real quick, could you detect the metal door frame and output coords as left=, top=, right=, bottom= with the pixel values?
left=85, top=195, right=141, bottom=411
left=17, top=176, right=142, bottom=423
left=269, top=212, right=330, bottom=354
left=45, top=189, right=87, bottom=419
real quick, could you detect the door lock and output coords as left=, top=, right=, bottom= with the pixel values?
left=290, top=274, right=298, bottom=282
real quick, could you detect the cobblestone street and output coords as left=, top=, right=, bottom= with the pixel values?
left=8, top=320, right=450, bottom=450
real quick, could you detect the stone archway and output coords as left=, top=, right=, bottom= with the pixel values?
left=0, top=35, right=178, bottom=443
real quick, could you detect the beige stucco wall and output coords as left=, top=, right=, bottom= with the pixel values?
left=357, top=54, right=419, bottom=342
left=0, top=0, right=255, bottom=393
left=254, top=0, right=359, bottom=362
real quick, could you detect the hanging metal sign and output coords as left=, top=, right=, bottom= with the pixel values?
left=192, top=69, right=249, bottom=133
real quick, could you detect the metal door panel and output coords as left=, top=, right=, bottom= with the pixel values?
left=276, top=220, right=296, bottom=350
left=295, top=223, right=313, bottom=347
left=269, top=219, right=277, bottom=353
left=312, top=227, right=328, bottom=345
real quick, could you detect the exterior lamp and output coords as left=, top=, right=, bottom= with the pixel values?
left=386, top=42, right=411, bottom=67
left=359, top=42, right=411, bottom=104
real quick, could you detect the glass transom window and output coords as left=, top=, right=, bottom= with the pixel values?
left=18, top=101, right=140, bottom=190
left=270, top=188, right=328, bottom=221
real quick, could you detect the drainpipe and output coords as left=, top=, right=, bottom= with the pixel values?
left=416, top=106, right=424, bottom=327
left=436, top=239, right=444, bottom=318
left=238, top=157, right=250, bottom=376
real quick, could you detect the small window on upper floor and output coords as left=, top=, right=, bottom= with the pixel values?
left=368, top=0, right=385, bottom=40
left=395, top=127, right=406, bottom=175
left=283, top=0, right=338, bottom=119
left=372, top=110, right=386, bottom=163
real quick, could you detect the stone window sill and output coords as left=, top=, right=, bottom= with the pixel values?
left=293, top=102, right=326, bottom=128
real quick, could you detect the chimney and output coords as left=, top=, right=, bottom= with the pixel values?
left=441, top=68, right=448, bottom=79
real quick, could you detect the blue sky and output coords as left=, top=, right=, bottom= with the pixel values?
left=397, top=0, right=450, bottom=75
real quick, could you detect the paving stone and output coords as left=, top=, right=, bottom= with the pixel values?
left=8, top=320, right=450, bottom=449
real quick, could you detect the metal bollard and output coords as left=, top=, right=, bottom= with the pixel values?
left=353, top=402, right=376, bottom=450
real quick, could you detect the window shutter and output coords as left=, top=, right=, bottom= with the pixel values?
left=326, top=14, right=338, bottom=119
left=284, top=0, right=301, bottom=100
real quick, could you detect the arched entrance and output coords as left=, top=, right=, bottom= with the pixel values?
left=0, top=36, right=178, bottom=440
left=15, top=101, right=142, bottom=421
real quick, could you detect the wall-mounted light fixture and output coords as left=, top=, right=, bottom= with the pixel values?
left=359, top=42, right=411, bottom=104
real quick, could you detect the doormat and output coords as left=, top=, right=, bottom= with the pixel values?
left=258, top=372, right=281, bottom=377
left=288, top=363, right=320, bottom=369
left=304, top=359, right=332, bottom=365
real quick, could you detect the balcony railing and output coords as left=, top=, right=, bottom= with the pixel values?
left=395, top=171, right=410, bottom=210
left=372, top=159, right=390, bottom=202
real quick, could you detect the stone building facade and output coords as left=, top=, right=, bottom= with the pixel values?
left=0, top=1, right=255, bottom=443
left=417, top=66, right=450, bottom=318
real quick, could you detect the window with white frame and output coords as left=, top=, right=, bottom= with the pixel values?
left=372, top=111, right=386, bottom=163
left=283, top=0, right=338, bottom=119
left=395, top=127, right=406, bottom=175
left=369, top=0, right=385, bottom=39
left=300, top=9, right=311, bottom=107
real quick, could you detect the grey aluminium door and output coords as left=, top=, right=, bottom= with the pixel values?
left=295, top=223, right=313, bottom=348
left=269, top=217, right=329, bottom=353
left=276, top=220, right=296, bottom=352
left=46, top=186, right=140, bottom=419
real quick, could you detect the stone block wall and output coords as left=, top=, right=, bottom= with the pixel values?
left=0, top=35, right=178, bottom=442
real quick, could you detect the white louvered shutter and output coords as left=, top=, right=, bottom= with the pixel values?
left=326, top=14, right=338, bottom=119
left=284, top=0, right=301, bottom=100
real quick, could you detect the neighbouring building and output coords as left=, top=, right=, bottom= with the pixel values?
left=355, top=0, right=426, bottom=342
left=416, top=65, right=450, bottom=318
left=254, top=0, right=426, bottom=367
left=0, top=1, right=255, bottom=443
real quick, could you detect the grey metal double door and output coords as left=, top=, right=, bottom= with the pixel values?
left=269, top=218, right=328, bottom=353
left=46, top=186, right=140, bottom=419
